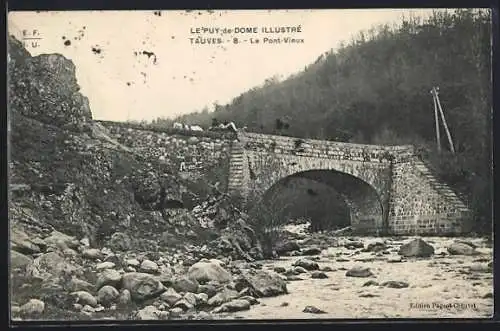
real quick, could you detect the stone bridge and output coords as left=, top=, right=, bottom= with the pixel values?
left=228, top=132, right=472, bottom=235
left=99, top=121, right=472, bottom=236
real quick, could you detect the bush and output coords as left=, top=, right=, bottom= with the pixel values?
left=243, top=192, right=293, bottom=257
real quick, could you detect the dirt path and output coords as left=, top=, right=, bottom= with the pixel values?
left=219, top=236, right=493, bottom=319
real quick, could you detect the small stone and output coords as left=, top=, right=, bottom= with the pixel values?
left=381, top=281, right=409, bottom=289
left=183, top=292, right=198, bottom=306
left=71, top=291, right=98, bottom=307
left=158, top=311, right=170, bottom=320
left=173, top=299, right=194, bottom=311
left=212, top=299, right=251, bottom=313
left=198, top=284, right=217, bottom=298
left=97, top=285, right=120, bottom=306
left=117, top=289, right=131, bottom=306
left=303, top=305, right=327, bottom=314
left=273, top=266, right=286, bottom=273
left=82, top=248, right=102, bottom=260
left=336, top=257, right=350, bottom=262
left=365, top=239, right=386, bottom=252
left=140, top=260, right=159, bottom=274
left=96, top=261, right=116, bottom=271
left=292, top=259, right=319, bottom=271
left=294, top=266, right=308, bottom=274
left=68, top=277, right=94, bottom=292
left=287, top=275, right=303, bottom=281
left=195, top=293, right=209, bottom=305
left=346, top=266, right=373, bottom=278
left=362, top=280, right=379, bottom=287
left=82, top=304, right=95, bottom=313
left=169, top=307, right=183, bottom=317
left=126, top=259, right=141, bottom=267
left=172, top=276, right=199, bottom=293
left=80, top=238, right=90, bottom=247
left=96, top=269, right=122, bottom=290
left=239, top=295, right=259, bottom=305
left=469, top=263, right=491, bottom=273
left=311, top=271, right=328, bottom=279
left=196, top=311, right=213, bottom=320
left=387, top=256, right=403, bottom=263
left=301, top=246, right=322, bottom=256
left=121, top=272, right=165, bottom=301
left=136, top=305, right=161, bottom=320
left=160, top=288, right=182, bottom=306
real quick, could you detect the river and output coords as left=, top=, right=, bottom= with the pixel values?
left=217, top=234, right=493, bottom=320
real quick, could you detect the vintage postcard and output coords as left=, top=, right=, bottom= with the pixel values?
left=8, top=9, right=493, bottom=321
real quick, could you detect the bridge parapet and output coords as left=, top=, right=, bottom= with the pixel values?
left=240, top=132, right=415, bottom=163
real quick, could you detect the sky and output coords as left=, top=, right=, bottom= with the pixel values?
left=8, top=9, right=442, bottom=122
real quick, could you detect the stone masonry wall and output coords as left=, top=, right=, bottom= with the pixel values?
left=240, top=132, right=415, bottom=163
left=389, top=157, right=472, bottom=235
left=98, top=121, right=235, bottom=189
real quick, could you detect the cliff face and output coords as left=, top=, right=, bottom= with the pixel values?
left=8, top=35, right=186, bottom=247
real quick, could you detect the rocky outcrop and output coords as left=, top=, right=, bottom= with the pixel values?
left=8, top=36, right=92, bottom=132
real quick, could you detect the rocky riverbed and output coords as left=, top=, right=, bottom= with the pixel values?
left=10, top=226, right=493, bottom=321
left=219, top=236, right=494, bottom=319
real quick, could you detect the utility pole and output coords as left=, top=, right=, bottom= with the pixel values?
left=431, top=87, right=441, bottom=153
left=431, top=86, right=455, bottom=154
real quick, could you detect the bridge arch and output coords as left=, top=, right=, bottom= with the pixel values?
left=260, top=169, right=384, bottom=233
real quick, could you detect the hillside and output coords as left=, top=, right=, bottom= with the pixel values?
left=159, top=9, right=492, bottom=233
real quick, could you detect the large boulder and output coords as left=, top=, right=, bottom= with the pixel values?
left=187, top=259, right=232, bottom=284
left=447, top=242, right=481, bottom=256
left=121, top=272, right=165, bottom=301
left=235, top=269, right=287, bottom=298
left=398, top=238, right=435, bottom=257
left=207, top=218, right=264, bottom=262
